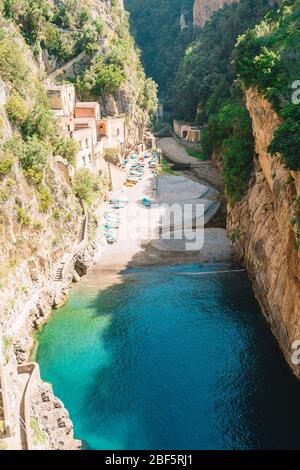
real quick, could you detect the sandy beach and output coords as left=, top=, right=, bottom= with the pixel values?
left=82, top=155, right=233, bottom=291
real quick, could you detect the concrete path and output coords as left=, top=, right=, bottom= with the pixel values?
left=159, top=137, right=198, bottom=164
left=159, top=137, right=224, bottom=191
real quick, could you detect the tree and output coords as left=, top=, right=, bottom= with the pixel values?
left=83, top=56, right=125, bottom=97
left=52, top=137, right=80, bottom=165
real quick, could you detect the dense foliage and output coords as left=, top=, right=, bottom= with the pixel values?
left=75, top=11, right=158, bottom=119
left=73, top=168, right=108, bottom=205
left=0, top=27, right=79, bottom=187
left=0, top=0, right=105, bottom=64
left=202, top=103, right=254, bottom=204
left=173, top=0, right=274, bottom=122
left=125, top=0, right=194, bottom=101
left=170, top=0, right=275, bottom=203
left=235, top=0, right=300, bottom=170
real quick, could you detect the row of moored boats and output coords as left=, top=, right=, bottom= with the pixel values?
left=103, top=151, right=159, bottom=244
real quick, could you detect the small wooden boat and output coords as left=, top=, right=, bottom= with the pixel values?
left=110, top=203, right=126, bottom=209
left=105, top=233, right=118, bottom=244
left=109, top=198, right=129, bottom=204
left=103, top=221, right=119, bottom=229
left=127, top=176, right=140, bottom=182
left=105, top=211, right=119, bottom=218
left=141, top=197, right=152, bottom=208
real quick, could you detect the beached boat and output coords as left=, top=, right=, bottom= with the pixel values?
left=103, top=221, right=119, bottom=229
left=130, top=171, right=143, bottom=177
left=110, top=202, right=127, bottom=209
left=132, top=164, right=144, bottom=168
left=141, top=197, right=152, bottom=208
left=109, top=198, right=129, bottom=204
left=104, top=233, right=118, bottom=244
left=127, top=176, right=140, bottom=182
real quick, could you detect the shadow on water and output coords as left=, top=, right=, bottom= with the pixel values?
left=33, top=166, right=300, bottom=451
left=36, top=259, right=300, bottom=450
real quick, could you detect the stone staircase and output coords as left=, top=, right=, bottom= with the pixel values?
left=78, top=216, right=87, bottom=243
left=53, top=215, right=88, bottom=283
left=54, top=263, right=65, bottom=282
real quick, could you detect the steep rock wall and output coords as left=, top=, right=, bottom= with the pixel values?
left=228, top=88, right=300, bottom=377
left=193, top=0, right=238, bottom=27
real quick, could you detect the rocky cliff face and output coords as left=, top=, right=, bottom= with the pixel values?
left=228, top=88, right=300, bottom=377
left=0, top=23, right=99, bottom=450
left=193, top=0, right=238, bottom=27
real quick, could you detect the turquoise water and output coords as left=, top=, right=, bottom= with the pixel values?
left=36, top=263, right=300, bottom=450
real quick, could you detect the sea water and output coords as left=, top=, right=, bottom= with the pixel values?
left=36, top=264, right=300, bottom=450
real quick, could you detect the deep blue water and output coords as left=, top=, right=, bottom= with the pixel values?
left=36, top=263, right=300, bottom=450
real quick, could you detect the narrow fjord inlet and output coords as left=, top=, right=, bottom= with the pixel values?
left=36, top=264, right=300, bottom=450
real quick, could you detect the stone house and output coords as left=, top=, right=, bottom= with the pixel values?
left=47, top=83, right=76, bottom=137
left=46, top=84, right=126, bottom=176
left=173, top=119, right=201, bottom=143
left=75, top=102, right=101, bottom=121
left=47, top=83, right=75, bottom=117
left=99, top=116, right=126, bottom=149
left=72, top=128, right=95, bottom=172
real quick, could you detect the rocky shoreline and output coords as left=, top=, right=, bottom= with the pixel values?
left=1, top=230, right=105, bottom=450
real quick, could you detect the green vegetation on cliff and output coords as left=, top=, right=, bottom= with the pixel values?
left=173, top=0, right=273, bottom=122
left=202, top=103, right=254, bottom=204
left=172, top=0, right=273, bottom=202
left=75, top=11, right=158, bottom=119
left=125, top=0, right=194, bottom=101
left=235, top=0, right=300, bottom=170
left=0, top=0, right=105, bottom=63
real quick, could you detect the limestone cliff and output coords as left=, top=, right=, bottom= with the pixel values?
left=193, top=0, right=238, bottom=27
left=228, top=88, right=300, bottom=377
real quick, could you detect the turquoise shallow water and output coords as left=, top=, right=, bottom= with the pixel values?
left=36, top=263, right=300, bottom=450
